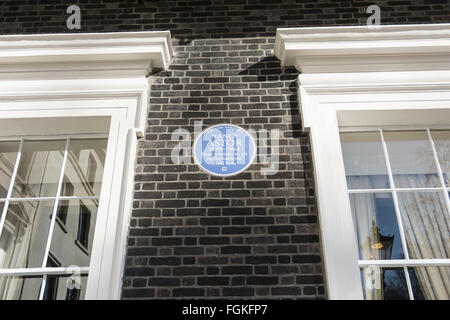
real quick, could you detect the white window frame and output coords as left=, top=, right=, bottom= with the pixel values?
left=275, top=23, right=450, bottom=299
left=0, top=31, right=173, bottom=299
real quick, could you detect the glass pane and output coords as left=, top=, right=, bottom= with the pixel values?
left=0, top=274, right=88, bottom=300
left=62, top=139, right=107, bottom=197
left=12, top=140, right=66, bottom=198
left=408, top=266, right=450, bottom=300
left=0, top=275, right=43, bottom=300
left=0, top=200, right=54, bottom=268
left=430, top=130, right=450, bottom=187
left=0, top=141, right=20, bottom=198
left=49, top=199, right=98, bottom=267
left=340, top=132, right=390, bottom=190
left=0, top=202, right=6, bottom=265
left=45, top=274, right=88, bottom=300
left=361, top=267, right=409, bottom=300
left=350, top=192, right=404, bottom=260
left=397, top=191, right=450, bottom=259
left=384, top=131, right=440, bottom=188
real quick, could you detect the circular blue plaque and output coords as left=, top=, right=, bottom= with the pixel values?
left=193, top=124, right=256, bottom=176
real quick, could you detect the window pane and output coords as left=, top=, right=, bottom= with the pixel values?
left=12, top=140, right=66, bottom=198
left=46, top=274, right=88, bottom=300
left=430, top=130, right=450, bottom=187
left=48, top=199, right=98, bottom=267
left=350, top=193, right=404, bottom=260
left=0, top=274, right=87, bottom=300
left=408, top=266, right=450, bottom=300
left=0, top=275, right=43, bottom=300
left=0, top=200, right=54, bottom=268
left=384, top=131, right=440, bottom=188
left=361, top=267, right=409, bottom=300
left=0, top=142, right=20, bottom=198
left=62, top=139, right=107, bottom=197
left=340, top=132, right=390, bottom=190
left=397, top=191, right=450, bottom=259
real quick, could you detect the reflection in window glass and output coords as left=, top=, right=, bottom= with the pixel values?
left=43, top=254, right=61, bottom=300
left=12, top=140, right=66, bottom=198
left=0, top=274, right=87, bottom=300
left=0, top=276, right=42, bottom=300
left=49, top=199, right=97, bottom=267
left=340, top=132, right=390, bottom=190
left=350, top=193, right=404, bottom=260
left=384, top=131, right=440, bottom=188
left=361, top=267, right=409, bottom=300
left=62, top=139, right=107, bottom=197
left=47, top=274, right=87, bottom=300
left=397, top=191, right=450, bottom=259
left=0, top=137, right=107, bottom=300
left=57, top=179, right=74, bottom=225
left=0, top=200, right=54, bottom=269
left=0, top=142, right=20, bottom=199
left=431, top=130, right=450, bottom=187
left=77, top=204, right=91, bottom=249
left=408, top=266, right=450, bottom=300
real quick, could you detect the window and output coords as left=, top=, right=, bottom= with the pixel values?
left=65, top=286, right=81, bottom=301
left=0, top=137, right=106, bottom=300
left=0, top=31, right=172, bottom=299
left=275, top=23, right=450, bottom=299
left=340, top=129, right=450, bottom=299
left=43, top=254, right=60, bottom=300
left=57, top=179, right=74, bottom=226
left=76, top=203, right=91, bottom=251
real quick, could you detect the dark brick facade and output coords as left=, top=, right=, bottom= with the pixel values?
left=1, top=0, right=450, bottom=300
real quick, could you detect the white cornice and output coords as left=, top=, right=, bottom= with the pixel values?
left=0, top=31, right=173, bottom=79
left=275, top=23, right=450, bottom=73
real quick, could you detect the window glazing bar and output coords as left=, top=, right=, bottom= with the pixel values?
left=0, top=267, right=89, bottom=277
left=340, top=125, right=450, bottom=132
left=348, top=187, right=446, bottom=193
left=404, top=266, right=415, bottom=300
left=379, top=129, right=410, bottom=260
left=379, top=129, right=415, bottom=299
left=0, top=139, right=24, bottom=245
left=0, top=133, right=108, bottom=142
left=38, top=137, right=71, bottom=300
left=0, top=196, right=99, bottom=202
left=359, top=259, right=450, bottom=267
left=427, top=128, right=450, bottom=219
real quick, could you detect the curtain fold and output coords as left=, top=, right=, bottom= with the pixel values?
left=348, top=176, right=382, bottom=299
left=350, top=174, right=450, bottom=300
left=396, top=176, right=450, bottom=299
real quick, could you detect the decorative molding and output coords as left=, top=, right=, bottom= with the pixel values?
left=275, top=23, right=450, bottom=300
left=0, top=30, right=173, bottom=299
left=0, top=31, right=173, bottom=78
left=275, top=23, right=450, bottom=73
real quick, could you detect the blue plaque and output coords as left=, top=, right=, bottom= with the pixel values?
left=193, top=124, right=256, bottom=176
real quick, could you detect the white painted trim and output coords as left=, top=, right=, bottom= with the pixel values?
left=359, top=259, right=450, bottom=267
left=275, top=23, right=450, bottom=73
left=0, top=31, right=173, bottom=300
left=0, top=31, right=173, bottom=78
left=0, top=267, right=90, bottom=277
left=275, top=23, right=450, bottom=300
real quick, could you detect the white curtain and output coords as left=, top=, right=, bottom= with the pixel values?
left=348, top=176, right=383, bottom=299
left=350, top=174, right=450, bottom=300
left=396, top=176, right=450, bottom=300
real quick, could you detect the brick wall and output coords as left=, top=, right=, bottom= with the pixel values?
left=1, top=0, right=449, bottom=300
